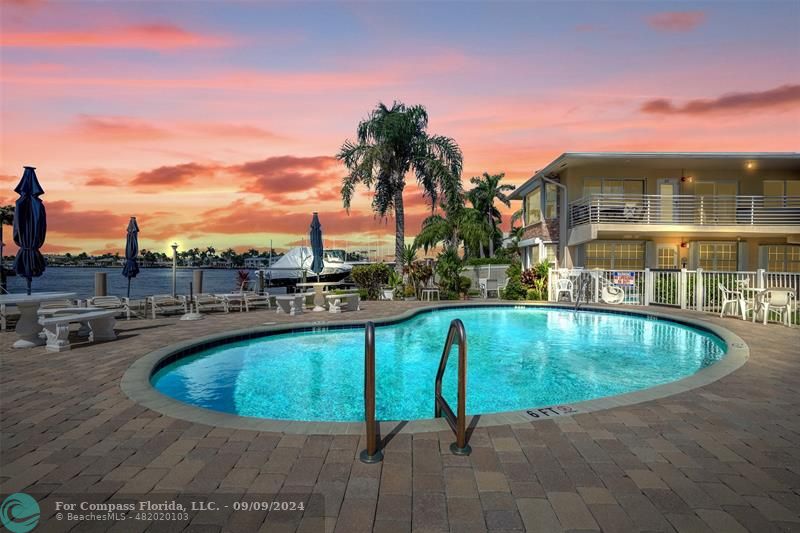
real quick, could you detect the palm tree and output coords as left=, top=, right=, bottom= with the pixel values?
left=414, top=203, right=491, bottom=258
left=337, top=102, right=463, bottom=272
left=467, top=172, right=515, bottom=257
left=0, top=204, right=15, bottom=292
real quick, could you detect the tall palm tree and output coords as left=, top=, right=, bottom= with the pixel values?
left=337, top=102, right=463, bottom=272
left=467, top=172, right=515, bottom=257
left=0, top=205, right=14, bottom=292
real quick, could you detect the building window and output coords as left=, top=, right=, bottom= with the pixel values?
left=585, top=241, right=645, bottom=270
left=544, top=183, right=558, bottom=219
left=657, top=246, right=678, bottom=269
left=698, top=242, right=737, bottom=271
left=764, top=180, right=800, bottom=207
left=583, top=178, right=644, bottom=197
left=764, top=245, right=800, bottom=272
left=525, top=187, right=541, bottom=225
left=543, top=243, right=557, bottom=264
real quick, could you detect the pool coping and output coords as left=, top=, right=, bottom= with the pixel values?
left=120, top=302, right=750, bottom=435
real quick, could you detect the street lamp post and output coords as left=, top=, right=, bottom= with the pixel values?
left=171, top=243, right=178, bottom=297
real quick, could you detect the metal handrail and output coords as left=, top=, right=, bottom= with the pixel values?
left=569, top=194, right=800, bottom=227
left=434, top=319, right=471, bottom=456
left=360, top=321, right=382, bottom=463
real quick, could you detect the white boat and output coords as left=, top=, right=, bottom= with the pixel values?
left=260, top=247, right=352, bottom=286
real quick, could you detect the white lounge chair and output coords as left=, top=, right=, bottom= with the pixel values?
left=148, top=295, right=188, bottom=319
left=718, top=283, right=745, bottom=320
left=87, top=295, right=136, bottom=320
left=239, top=281, right=271, bottom=310
left=193, top=293, right=227, bottom=313
left=754, top=288, right=796, bottom=326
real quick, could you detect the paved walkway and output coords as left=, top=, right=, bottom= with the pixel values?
left=1, top=302, right=799, bottom=532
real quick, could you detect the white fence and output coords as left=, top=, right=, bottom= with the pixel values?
left=549, top=268, right=799, bottom=325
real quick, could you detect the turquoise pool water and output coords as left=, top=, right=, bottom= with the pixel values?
left=151, top=307, right=726, bottom=422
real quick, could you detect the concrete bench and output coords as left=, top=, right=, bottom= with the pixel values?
left=325, top=293, right=361, bottom=314
left=275, top=294, right=305, bottom=316
left=38, top=310, right=117, bottom=352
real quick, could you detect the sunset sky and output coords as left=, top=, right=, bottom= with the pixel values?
left=1, top=0, right=798, bottom=257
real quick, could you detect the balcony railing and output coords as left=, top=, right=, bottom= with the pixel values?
left=569, top=194, right=800, bottom=228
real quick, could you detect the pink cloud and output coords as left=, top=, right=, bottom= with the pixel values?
left=646, top=11, right=706, bottom=32
left=1, top=23, right=232, bottom=50
left=641, top=84, right=800, bottom=115
left=132, top=162, right=219, bottom=186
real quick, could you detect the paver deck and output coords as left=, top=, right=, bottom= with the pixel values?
left=1, top=301, right=799, bottom=532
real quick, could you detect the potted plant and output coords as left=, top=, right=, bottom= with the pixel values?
left=383, top=270, right=402, bottom=300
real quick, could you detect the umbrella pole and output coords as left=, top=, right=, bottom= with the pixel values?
left=26, top=277, right=31, bottom=296
left=127, top=278, right=131, bottom=299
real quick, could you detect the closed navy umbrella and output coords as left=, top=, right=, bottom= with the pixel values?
left=309, top=212, right=324, bottom=280
left=122, top=216, right=140, bottom=298
left=13, top=166, right=46, bottom=295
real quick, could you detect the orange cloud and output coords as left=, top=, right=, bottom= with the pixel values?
left=1, top=23, right=231, bottom=50
left=46, top=200, right=133, bottom=238
left=132, top=162, right=219, bottom=186
left=646, top=11, right=706, bottom=32
left=642, top=84, right=800, bottom=115
left=73, top=115, right=169, bottom=141
left=232, top=156, right=340, bottom=196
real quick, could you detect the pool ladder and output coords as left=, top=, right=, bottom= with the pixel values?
left=434, top=319, right=472, bottom=455
left=359, top=319, right=472, bottom=463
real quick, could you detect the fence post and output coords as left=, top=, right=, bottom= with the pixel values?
left=547, top=270, right=554, bottom=302
left=644, top=268, right=652, bottom=306
left=593, top=271, right=600, bottom=303
left=757, top=268, right=765, bottom=289
left=696, top=268, right=704, bottom=312
left=679, top=268, right=687, bottom=309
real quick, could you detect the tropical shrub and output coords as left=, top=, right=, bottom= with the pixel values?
left=500, top=261, right=526, bottom=300
left=403, top=284, right=417, bottom=299
left=458, top=276, right=472, bottom=299
left=351, top=263, right=391, bottom=300
left=235, top=269, right=250, bottom=291
left=435, top=247, right=464, bottom=293
left=409, top=261, right=433, bottom=294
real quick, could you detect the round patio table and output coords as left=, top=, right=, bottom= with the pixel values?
left=0, top=292, right=78, bottom=348
left=296, top=281, right=343, bottom=312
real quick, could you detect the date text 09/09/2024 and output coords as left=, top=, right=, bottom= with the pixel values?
left=54, top=501, right=306, bottom=512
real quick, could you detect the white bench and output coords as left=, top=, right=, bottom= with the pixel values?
left=325, top=293, right=361, bottom=314
left=275, top=294, right=305, bottom=316
left=38, top=310, right=117, bottom=352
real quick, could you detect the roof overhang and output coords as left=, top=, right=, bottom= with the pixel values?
left=508, top=152, right=800, bottom=200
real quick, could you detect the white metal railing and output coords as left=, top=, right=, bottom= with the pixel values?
left=549, top=268, right=800, bottom=325
left=569, top=194, right=800, bottom=227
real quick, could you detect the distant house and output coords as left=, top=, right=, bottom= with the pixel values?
left=508, top=152, right=800, bottom=271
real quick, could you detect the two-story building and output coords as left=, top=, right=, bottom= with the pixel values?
left=508, top=152, right=800, bottom=272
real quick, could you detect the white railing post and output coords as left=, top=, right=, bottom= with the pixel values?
left=593, top=271, right=600, bottom=303
left=679, top=268, right=687, bottom=309
left=756, top=268, right=765, bottom=289
left=696, top=267, right=704, bottom=312
left=547, top=270, right=554, bottom=302
left=750, top=197, right=755, bottom=225
left=644, top=268, right=652, bottom=306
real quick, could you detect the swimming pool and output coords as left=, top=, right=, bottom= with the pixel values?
left=151, top=306, right=726, bottom=422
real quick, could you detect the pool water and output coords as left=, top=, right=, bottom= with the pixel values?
left=151, top=307, right=726, bottom=422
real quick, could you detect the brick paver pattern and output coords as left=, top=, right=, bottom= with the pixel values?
left=2, top=300, right=800, bottom=532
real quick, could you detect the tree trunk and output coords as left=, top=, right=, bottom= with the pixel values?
left=479, top=243, right=485, bottom=258
left=394, top=189, right=405, bottom=273
left=488, top=215, right=495, bottom=257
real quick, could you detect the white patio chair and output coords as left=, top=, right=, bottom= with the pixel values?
left=718, top=283, right=745, bottom=320
left=754, top=288, right=796, bottom=326
left=555, top=278, right=573, bottom=302
left=479, top=279, right=499, bottom=299
left=238, top=281, right=271, bottom=311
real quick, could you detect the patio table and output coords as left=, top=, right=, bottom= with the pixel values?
left=296, top=281, right=343, bottom=311
left=0, top=292, right=78, bottom=348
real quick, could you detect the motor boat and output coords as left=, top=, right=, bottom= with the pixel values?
left=260, top=247, right=352, bottom=286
